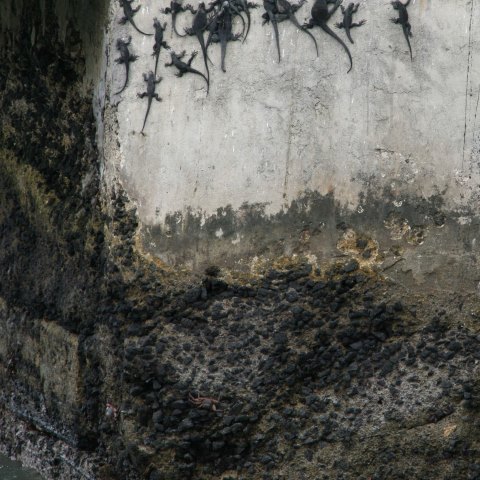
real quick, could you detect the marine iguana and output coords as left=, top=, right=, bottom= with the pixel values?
left=335, top=2, right=366, bottom=44
left=152, top=18, right=169, bottom=74
left=115, top=36, right=138, bottom=95
left=138, top=71, right=162, bottom=134
left=119, top=0, right=153, bottom=36
left=185, top=2, right=215, bottom=82
left=210, top=1, right=243, bottom=72
left=165, top=50, right=210, bottom=93
left=304, top=0, right=353, bottom=73
left=209, top=0, right=247, bottom=38
left=161, top=0, right=193, bottom=37
left=276, top=0, right=318, bottom=56
left=262, top=0, right=282, bottom=62
left=391, top=0, right=412, bottom=61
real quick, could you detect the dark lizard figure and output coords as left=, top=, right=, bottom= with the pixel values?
left=152, top=18, right=169, bottom=74
left=165, top=50, right=210, bottom=94
left=161, top=0, right=192, bottom=37
left=138, top=71, right=162, bottom=135
left=115, top=36, right=138, bottom=95
left=206, top=11, right=221, bottom=50
left=391, top=0, right=412, bottom=61
left=304, top=0, right=353, bottom=73
left=335, top=2, right=366, bottom=44
left=211, top=1, right=243, bottom=72
left=210, top=0, right=247, bottom=38
left=232, top=0, right=258, bottom=43
left=276, top=0, right=318, bottom=56
left=185, top=2, right=215, bottom=83
left=119, top=0, right=153, bottom=36
left=262, top=0, right=282, bottom=62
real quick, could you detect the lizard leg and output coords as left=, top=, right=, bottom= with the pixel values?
left=132, top=6, right=141, bottom=13
left=390, top=18, right=399, bottom=24
left=138, top=92, right=147, bottom=98
left=187, top=51, right=198, bottom=65
left=335, top=22, right=344, bottom=29
left=119, top=16, right=128, bottom=25
left=154, top=94, right=162, bottom=101
left=350, top=20, right=366, bottom=27
left=165, top=61, right=174, bottom=67
left=175, top=72, right=184, bottom=77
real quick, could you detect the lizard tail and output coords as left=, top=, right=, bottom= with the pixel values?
left=346, top=29, right=354, bottom=44
left=115, top=66, right=129, bottom=95
left=131, top=19, right=153, bottom=36
left=115, top=80, right=127, bottom=95
left=291, top=14, right=318, bottom=57
left=233, top=8, right=247, bottom=37
left=243, top=11, right=251, bottom=43
left=193, top=69, right=210, bottom=94
left=197, top=33, right=211, bottom=81
left=405, top=32, right=413, bottom=61
left=140, top=100, right=152, bottom=134
left=320, top=23, right=353, bottom=73
left=173, top=23, right=188, bottom=37
left=269, top=12, right=281, bottom=62
left=221, top=40, right=227, bottom=72
left=154, top=54, right=159, bottom=75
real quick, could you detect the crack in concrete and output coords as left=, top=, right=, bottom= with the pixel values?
left=462, top=0, right=475, bottom=169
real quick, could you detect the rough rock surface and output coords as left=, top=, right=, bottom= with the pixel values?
left=0, top=1, right=479, bottom=480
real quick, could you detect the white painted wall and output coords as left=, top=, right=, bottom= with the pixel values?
left=102, top=0, right=480, bottom=226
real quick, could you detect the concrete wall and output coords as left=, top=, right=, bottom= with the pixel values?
left=101, top=0, right=480, bottom=284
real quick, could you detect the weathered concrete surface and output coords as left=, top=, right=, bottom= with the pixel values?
left=1, top=1, right=480, bottom=480
left=102, top=0, right=480, bottom=280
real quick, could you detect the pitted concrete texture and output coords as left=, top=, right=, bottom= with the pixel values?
left=103, top=0, right=480, bottom=219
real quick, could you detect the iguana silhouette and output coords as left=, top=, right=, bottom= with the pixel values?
left=161, top=0, right=193, bottom=37
left=165, top=50, right=210, bottom=94
left=152, top=18, right=169, bottom=74
left=119, top=0, right=153, bottom=36
left=391, top=0, right=412, bottom=61
left=185, top=3, right=215, bottom=83
left=138, top=71, right=162, bottom=135
left=335, top=2, right=366, bottom=44
left=210, top=1, right=243, bottom=72
left=115, top=36, right=138, bottom=95
left=304, top=0, right=352, bottom=73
